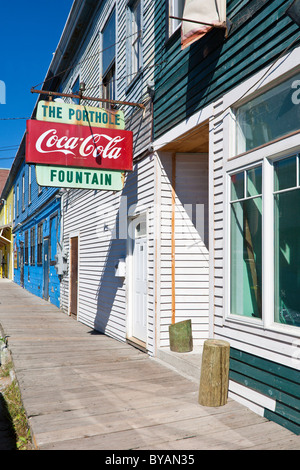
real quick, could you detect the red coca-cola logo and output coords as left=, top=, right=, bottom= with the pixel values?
left=26, top=120, right=133, bottom=171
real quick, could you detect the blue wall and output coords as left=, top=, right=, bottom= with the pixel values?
left=13, top=159, right=61, bottom=308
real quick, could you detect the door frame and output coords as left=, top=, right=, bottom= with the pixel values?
left=69, top=233, right=79, bottom=319
left=127, top=211, right=148, bottom=348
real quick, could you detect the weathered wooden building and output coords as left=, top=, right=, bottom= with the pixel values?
left=6, top=0, right=299, bottom=436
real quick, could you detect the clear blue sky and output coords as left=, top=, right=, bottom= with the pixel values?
left=0, top=1, right=74, bottom=169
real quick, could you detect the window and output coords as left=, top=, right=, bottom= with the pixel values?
left=229, top=157, right=300, bottom=330
left=102, top=10, right=116, bottom=106
left=235, top=71, right=300, bottom=155
left=25, top=231, right=29, bottom=265
left=128, top=0, right=142, bottom=80
left=22, top=174, right=25, bottom=211
left=16, top=184, right=19, bottom=217
left=168, top=0, right=185, bottom=36
left=230, top=166, right=262, bottom=319
left=30, top=226, right=35, bottom=266
left=274, top=155, right=300, bottom=327
left=37, top=223, right=43, bottom=265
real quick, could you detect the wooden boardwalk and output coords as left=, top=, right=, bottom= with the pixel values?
left=0, top=279, right=299, bottom=450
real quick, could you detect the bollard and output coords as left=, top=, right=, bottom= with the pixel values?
left=169, top=319, right=193, bottom=353
left=198, top=339, right=230, bottom=407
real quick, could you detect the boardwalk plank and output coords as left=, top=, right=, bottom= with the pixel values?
left=0, top=280, right=299, bottom=450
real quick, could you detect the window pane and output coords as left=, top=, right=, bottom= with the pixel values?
left=169, top=0, right=185, bottom=35
left=236, top=72, right=300, bottom=154
left=230, top=197, right=262, bottom=319
left=274, top=190, right=300, bottom=327
left=247, top=166, right=262, bottom=197
left=274, top=156, right=297, bottom=191
left=231, top=171, right=244, bottom=201
left=103, top=10, right=116, bottom=74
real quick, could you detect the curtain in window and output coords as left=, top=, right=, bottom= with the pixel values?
left=181, top=0, right=226, bottom=49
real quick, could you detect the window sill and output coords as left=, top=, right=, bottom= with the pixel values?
left=225, top=314, right=300, bottom=337
left=225, top=313, right=263, bottom=328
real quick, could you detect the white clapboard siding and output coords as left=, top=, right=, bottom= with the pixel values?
left=61, top=155, right=156, bottom=352
left=158, top=153, right=210, bottom=348
left=58, top=0, right=157, bottom=354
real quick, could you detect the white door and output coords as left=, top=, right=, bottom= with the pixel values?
left=131, top=215, right=148, bottom=343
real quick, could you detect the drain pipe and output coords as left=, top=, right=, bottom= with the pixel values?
left=171, top=154, right=176, bottom=325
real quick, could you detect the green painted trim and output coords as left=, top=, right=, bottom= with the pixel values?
left=264, top=409, right=300, bottom=435
left=230, top=348, right=299, bottom=382
left=229, top=348, right=300, bottom=434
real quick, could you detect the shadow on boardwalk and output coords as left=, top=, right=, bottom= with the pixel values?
left=0, top=279, right=299, bottom=451
left=0, top=392, right=17, bottom=450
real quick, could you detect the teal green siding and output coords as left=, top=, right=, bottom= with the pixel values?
left=230, top=348, right=300, bottom=435
left=154, top=0, right=300, bottom=139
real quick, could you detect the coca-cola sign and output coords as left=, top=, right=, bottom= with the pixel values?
left=26, top=120, right=133, bottom=171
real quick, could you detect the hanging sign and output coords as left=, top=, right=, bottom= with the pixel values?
left=36, top=100, right=125, bottom=129
left=35, top=165, right=124, bottom=191
left=26, top=119, right=133, bottom=171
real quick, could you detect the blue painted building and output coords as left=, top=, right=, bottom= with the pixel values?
left=7, top=136, right=61, bottom=308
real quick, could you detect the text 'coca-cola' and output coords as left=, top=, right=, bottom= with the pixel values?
left=25, top=120, right=133, bottom=171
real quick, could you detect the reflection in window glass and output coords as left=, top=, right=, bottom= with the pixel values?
left=274, top=156, right=297, bottom=191
left=247, top=166, right=262, bottom=197
left=230, top=167, right=262, bottom=319
left=103, top=10, right=116, bottom=74
left=231, top=171, right=244, bottom=201
left=235, top=73, right=300, bottom=154
left=102, top=10, right=116, bottom=106
left=274, top=156, right=300, bottom=327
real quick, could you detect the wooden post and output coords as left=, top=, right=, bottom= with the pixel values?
left=198, top=339, right=230, bottom=407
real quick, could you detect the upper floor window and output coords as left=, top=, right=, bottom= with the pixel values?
left=16, top=184, right=19, bottom=217
left=235, top=71, right=300, bottom=155
left=128, top=0, right=142, bottom=81
left=102, top=9, right=116, bottom=107
left=22, top=173, right=25, bottom=212
left=168, top=0, right=185, bottom=37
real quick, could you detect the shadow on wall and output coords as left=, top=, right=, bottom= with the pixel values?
left=185, top=27, right=225, bottom=118
left=94, top=165, right=138, bottom=339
